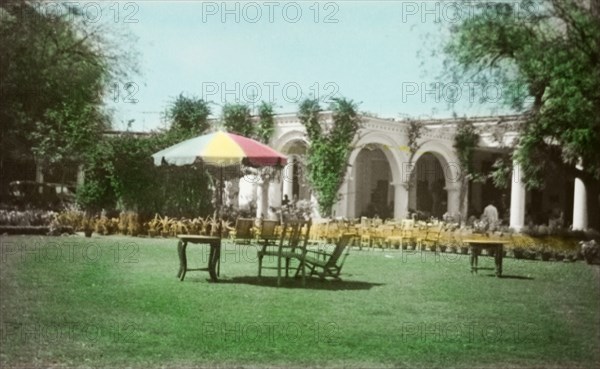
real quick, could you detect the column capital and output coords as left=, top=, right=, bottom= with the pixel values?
left=444, top=183, right=461, bottom=192
left=390, top=181, right=410, bottom=191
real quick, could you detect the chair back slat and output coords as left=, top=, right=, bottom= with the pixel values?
left=277, top=219, right=311, bottom=250
left=260, top=219, right=280, bottom=239
left=326, top=233, right=354, bottom=267
left=234, top=218, right=255, bottom=239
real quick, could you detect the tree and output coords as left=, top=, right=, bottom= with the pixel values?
left=76, top=140, right=117, bottom=214
left=256, top=102, right=275, bottom=144
left=79, top=132, right=213, bottom=219
left=444, top=0, right=600, bottom=228
left=222, top=103, right=253, bottom=137
left=0, top=1, right=137, bottom=197
left=299, top=97, right=361, bottom=216
left=166, top=93, right=211, bottom=137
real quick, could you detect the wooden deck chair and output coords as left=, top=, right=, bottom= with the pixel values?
left=257, top=219, right=311, bottom=286
left=325, top=221, right=340, bottom=243
left=386, top=224, right=403, bottom=249
left=257, top=219, right=280, bottom=245
left=399, top=219, right=417, bottom=249
left=228, top=218, right=256, bottom=245
left=374, top=225, right=394, bottom=249
left=297, top=233, right=356, bottom=280
left=418, top=223, right=444, bottom=251
left=308, top=221, right=327, bottom=247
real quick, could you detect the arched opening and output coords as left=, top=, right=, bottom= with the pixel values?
left=354, top=145, right=393, bottom=219
left=281, top=140, right=310, bottom=203
left=410, top=152, right=447, bottom=219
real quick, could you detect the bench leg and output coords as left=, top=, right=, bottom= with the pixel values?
left=277, top=253, right=282, bottom=287
left=470, top=247, right=478, bottom=274
left=495, top=245, right=503, bottom=277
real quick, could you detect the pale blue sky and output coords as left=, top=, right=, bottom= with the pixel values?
left=104, top=1, right=515, bottom=131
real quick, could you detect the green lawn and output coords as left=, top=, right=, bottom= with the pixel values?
left=1, top=235, right=599, bottom=368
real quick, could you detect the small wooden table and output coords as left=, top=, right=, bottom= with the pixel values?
left=463, top=239, right=509, bottom=277
left=177, top=235, right=221, bottom=282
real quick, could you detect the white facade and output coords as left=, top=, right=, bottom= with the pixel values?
left=237, top=112, right=589, bottom=231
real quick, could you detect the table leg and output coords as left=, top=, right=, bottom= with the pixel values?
left=470, top=246, right=479, bottom=274
left=216, top=242, right=221, bottom=277
left=277, top=247, right=282, bottom=287
left=495, top=245, right=503, bottom=277
left=207, top=242, right=220, bottom=282
left=177, top=240, right=183, bottom=278
left=215, top=242, right=221, bottom=278
left=179, top=241, right=188, bottom=281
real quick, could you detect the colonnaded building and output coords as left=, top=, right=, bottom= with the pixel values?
left=235, top=112, right=591, bottom=232
left=7, top=111, right=592, bottom=232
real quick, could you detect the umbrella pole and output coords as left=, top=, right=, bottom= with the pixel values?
left=218, top=165, right=223, bottom=238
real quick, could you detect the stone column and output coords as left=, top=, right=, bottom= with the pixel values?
left=509, top=161, right=526, bottom=231
left=310, top=192, right=321, bottom=219
left=572, top=177, right=588, bottom=230
left=282, top=157, right=294, bottom=201
left=445, top=183, right=461, bottom=219
left=256, top=179, right=269, bottom=219
left=408, top=179, right=417, bottom=211
left=346, top=172, right=356, bottom=219
left=392, top=182, right=409, bottom=220
left=335, top=169, right=354, bottom=218
left=268, top=176, right=282, bottom=209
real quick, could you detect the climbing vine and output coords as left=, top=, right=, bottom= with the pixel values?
left=453, top=118, right=480, bottom=221
left=298, top=97, right=361, bottom=216
left=404, top=119, right=427, bottom=191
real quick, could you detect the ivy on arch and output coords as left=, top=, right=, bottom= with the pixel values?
left=298, top=98, right=361, bottom=217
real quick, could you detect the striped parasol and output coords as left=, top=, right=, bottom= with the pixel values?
left=152, top=131, right=287, bottom=168
left=151, top=131, right=288, bottom=235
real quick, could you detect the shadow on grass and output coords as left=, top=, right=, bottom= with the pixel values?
left=497, top=274, right=535, bottom=280
left=219, top=276, right=384, bottom=290
left=471, top=267, right=535, bottom=280
left=476, top=273, right=534, bottom=280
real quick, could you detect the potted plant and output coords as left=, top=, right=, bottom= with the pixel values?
left=189, top=217, right=205, bottom=235
left=75, top=180, right=111, bottom=238
left=147, top=214, right=160, bottom=237
left=512, top=246, right=525, bottom=259
left=565, top=250, right=578, bottom=262
left=118, top=211, right=128, bottom=235
left=82, top=215, right=94, bottom=238
left=127, top=212, right=140, bottom=236
left=524, top=246, right=538, bottom=260
left=540, top=244, right=553, bottom=261
left=158, top=215, right=173, bottom=237
left=581, top=240, right=600, bottom=265
left=95, top=211, right=109, bottom=235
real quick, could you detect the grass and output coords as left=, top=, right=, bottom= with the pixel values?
left=1, top=234, right=599, bottom=369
